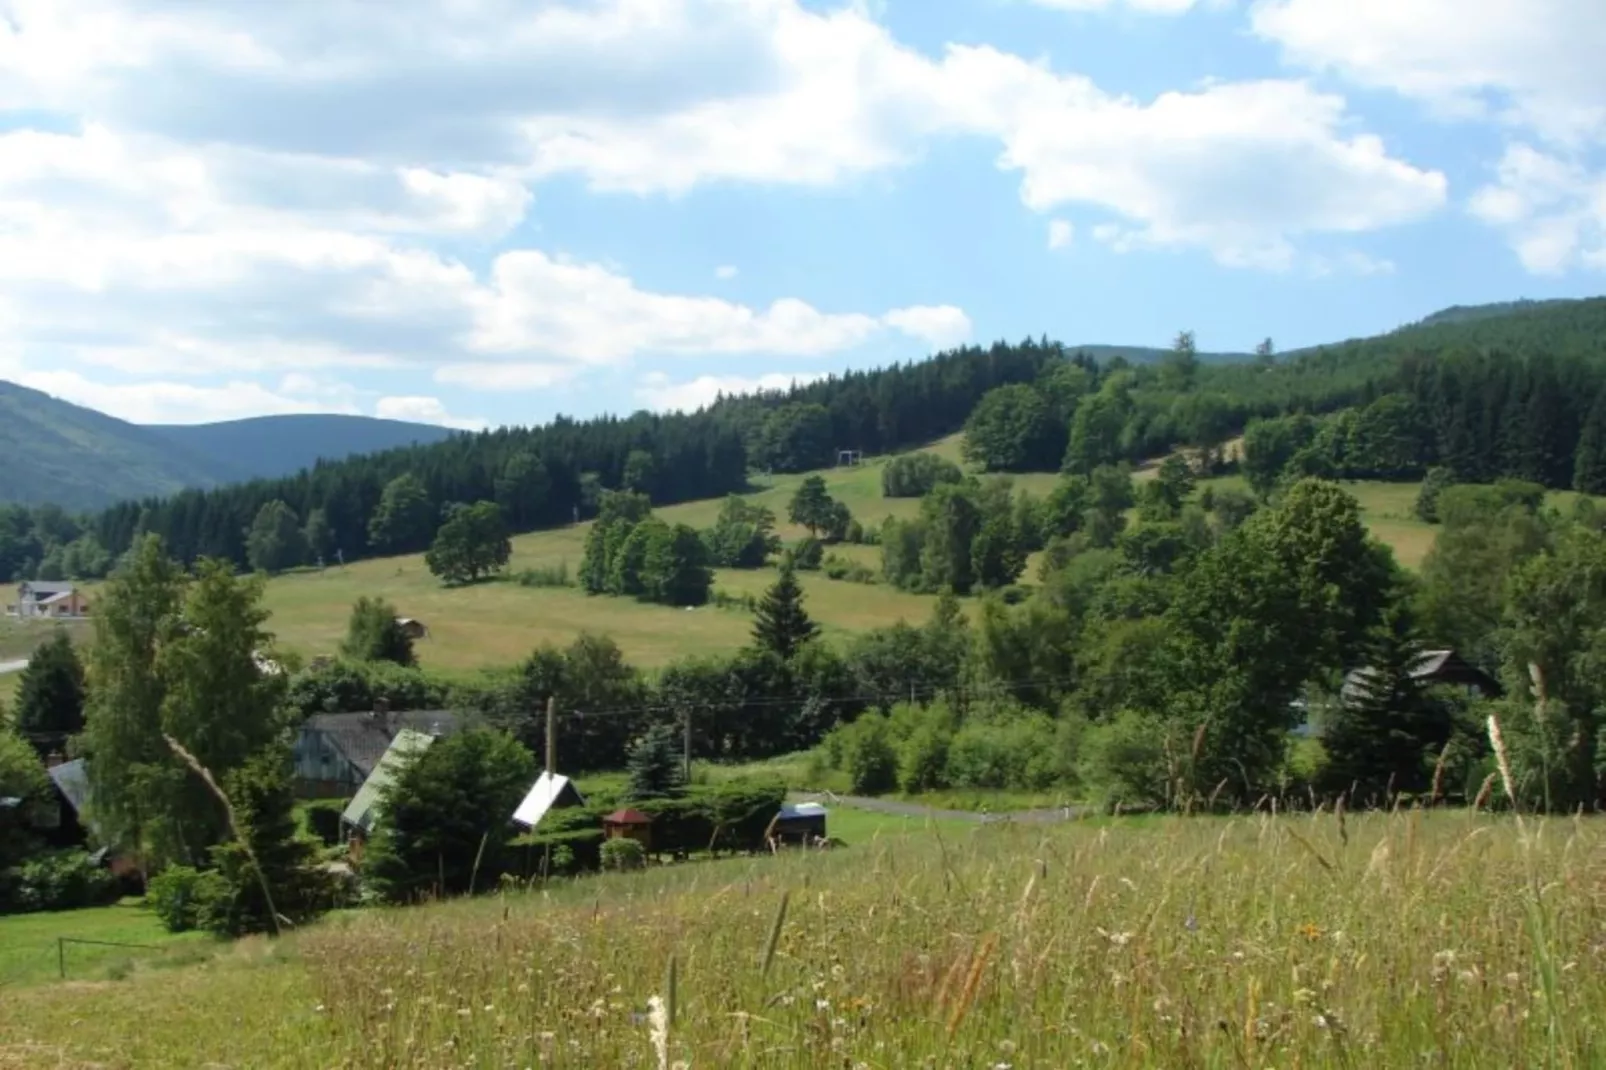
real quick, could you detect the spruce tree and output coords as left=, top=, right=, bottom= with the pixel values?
left=15, top=629, right=86, bottom=742
left=751, top=562, right=820, bottom=660
left=1574, top=391, right=1606, bottom=494
left=624, top=724, right=685, bottom=801
left=1320, top=601, right=1451, bottom=802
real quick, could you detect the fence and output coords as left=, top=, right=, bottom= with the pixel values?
left=55, top=936, right=164, bottom=981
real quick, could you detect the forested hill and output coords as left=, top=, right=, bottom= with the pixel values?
left=148, top=415, right=457, bottom=483
left=5, top=294, right=1605, bottom=581
left=0, top=382, right=459, bottom=511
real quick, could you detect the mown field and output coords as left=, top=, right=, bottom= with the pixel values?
left=3, top=809, right=1602, bottom=1068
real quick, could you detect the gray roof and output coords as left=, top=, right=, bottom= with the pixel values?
left=20, top=581, right=75, bottom=597
left=301, top=710, right=459, bottom=781
left=342, top=729, right=436, bottom=834
left=48, top=759, right=91, bottom=817
left=511, top=771, right=585, bottom=829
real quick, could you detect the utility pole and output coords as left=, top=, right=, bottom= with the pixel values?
left=545, top=695, right=557, bottom=777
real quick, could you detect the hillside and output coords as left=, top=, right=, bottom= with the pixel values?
left=1068, top=342, right=1252, bottom=364
left=0, top=381, right=458, bottom=510
left=0, top=381, right=224, bottom=512
left=148, top=414, right=458, bottom=483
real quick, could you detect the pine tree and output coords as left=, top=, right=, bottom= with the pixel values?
left=624, top=723, right=685, bottom=801
left=201, top=745, right=324, bottom=936
left=751, top=562, right=820, bottom=659
left=15, top=628, right=86, bottom=742
left=1320, top=601, right=1452, bottom=802
left=1574, top=391, right=1606, bottom=494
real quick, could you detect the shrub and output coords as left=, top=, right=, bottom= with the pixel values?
left=302, top=799, right=346, bottom=846
left=944, top=714, right=1060, bottom=791
left=823, top=555, right=877, bottom=584
left=148, top=865, right=229, bottom=933
left=284, top=657, right=452, bottom=718
left=516, top=562, right=572, bottom=588
left=1077, top=710, right=1173, bottom=810
left=838, top=713, right=898, bottom=795
left=790, top=537, right=824, bottom=570
left=5, top=850, right=120, bottom=914
left=883, top=453, right=964, bottom=498
left=600, top=837, right=646, bottom=872
left=899, top=724, right=952, bottom=793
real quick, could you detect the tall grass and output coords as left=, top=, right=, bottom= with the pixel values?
left=6, top=811, right=1605, bottom=1067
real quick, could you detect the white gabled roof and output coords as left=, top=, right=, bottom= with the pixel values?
left=342, top=729, right=436, bottom=834
left=512, top=770, right=585, bottom=829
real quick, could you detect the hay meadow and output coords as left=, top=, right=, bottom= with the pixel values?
left=5, top=807, right=1604, bottom=1068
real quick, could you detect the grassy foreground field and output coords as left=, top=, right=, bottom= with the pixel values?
left=4, top=810, right=1604, bottom=1068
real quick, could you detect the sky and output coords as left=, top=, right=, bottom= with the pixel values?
left=0, top=0, right=1601, bottom=430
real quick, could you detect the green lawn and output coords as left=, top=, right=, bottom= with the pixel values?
left=0, top=898, right=215, bottom=987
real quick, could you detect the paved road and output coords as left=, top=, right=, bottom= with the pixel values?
left=0, top=658, right=26, bottom=675
left=791, top=790, right=1090, bottom=825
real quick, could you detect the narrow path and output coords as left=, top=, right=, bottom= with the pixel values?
left=0, top=658, right=27, bottom=675
left=791, top=791, right=1089, bottom=825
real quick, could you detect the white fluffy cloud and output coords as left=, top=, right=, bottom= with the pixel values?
left=1252, top=0, right=1606, bottom=271
left=1251, top=0, right=1605, bottom=147
left=634, top=371, right=829, bottom=414
left=1469, top=145, right=1606, bottom=274
left=1029, top=0, right=1202, bottom=13
left=14, top=368, right=362, bottom=425
left=0, top=0, right=1461, bottom=423
left=1048, top=219, right=1075, bottom=249
left=375, top=396, right=487, bottom=431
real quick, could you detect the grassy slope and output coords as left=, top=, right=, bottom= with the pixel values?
left=2, top=812, right=1599, bottom=1067
left=243, top=439, right=1583, bottom=670
left=255, top=435, right=1063, bottom=671
left=22, top=438, right=1581, bottom=671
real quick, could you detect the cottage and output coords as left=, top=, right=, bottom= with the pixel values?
left=602, top=808, right=654, bottom=850
left=9, top=581, right=90, bottom=619
left=1341, top=649, right=1503, bottom=705
left=769, top=802, right=828, bottom=846
left=395, top=617, right=429, bottom=640
left=511, top=770, right=586, bottom=830
left=341, top=729, right=437, bottom=838
left=292, top=706, right=460, bottom=799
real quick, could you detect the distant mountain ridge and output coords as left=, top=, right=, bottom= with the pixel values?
left=149, top=415, right=457, bottom=484
left=0, top=381, right=459, bottom=511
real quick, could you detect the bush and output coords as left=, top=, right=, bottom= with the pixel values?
left=148, top=865, right=230, bottom=934
left=823, top=555, right=877, bottom=584
left=4, top=850, right=120, bottom=914
left=302, top=799, right=346, bottom=846
left=883, top=453, right=964, bottom=498
left=899, top=723, right=952, bottom=793
left=838, top=713, right=899, bottom=795
left=1077, top=710, right=1173, bottom=810
left=944, top=714, right=1060, bottom=791
left=790, top=537, right=824, bottom=570
left=284, top=657, right=452, bottom=718
left=516, top=562, right=572, bottom=588
left=600, top=837, right=646, bottom=872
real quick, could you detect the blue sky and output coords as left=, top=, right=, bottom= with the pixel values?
left=0, top=0, right=1600, bottom=428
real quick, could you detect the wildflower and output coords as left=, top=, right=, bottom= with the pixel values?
left=646, top=994, right=669, bottom=1070
left=1296, top=922, right=1324, bottom=941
